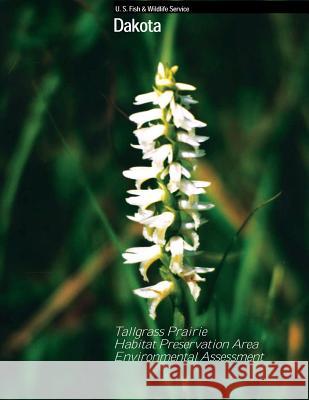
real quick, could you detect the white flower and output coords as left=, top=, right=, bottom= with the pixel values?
left=167, top=162, right=182, bottom=193
left=177, top=132, right=209, bottom=147
left=129, top=108, right=162, bottom=128
left=134, top=92, right=158, bottom=105
left=175, top=82, right=196, bottom=91
left=133, top=125, right=166, bottom=146
left=142, top=211, right=175, bottom=245
left=192, top=180, right=211, bottom=188
left=182, top=219, right=207, bottom=230
left=166, top=236, right=196, bottom=275
left=167, top=236, right=184, bottom=274
left=123, top=62, right=214, bottom=318
left=126, top=188, right=165, bottom=209
left=123, top=166, right=161, bottom=189
left=180, top=267, right=214, bottom=301
left=165, top=162, right=192, bottom=193
left=156, top=77, right=174, bottom=87
left=143, top=144, right=173, bottom=169
left=180, top=179, right=206, bottom=196
left=122, top=245, right=162, bottom=282
left=156, top=90, right=174, bottom=109
left=142, top=226, right=155, bottom=242
left=170, top=100, right=192, bottom=127
left=127, top=209, right=154, bottom=223
left=183, top=230, right=200, bottom=251
left=131, top=142, right=155, bottom=154
left=170, top=99, right=206, bottom=131
left=178, top=198, right=214, bottom=229
left=179, top=149, right=206, bottom=158
left=133, top=280, right=175, bottom=319
left=155, top=62, right=174, bottom=87
left=179, top=200, right=215, bottom=211
left=157, top=62, right=165, bottom=76
left=189, top=211, right=202, bottom=230
left=179, top=198, right=214, bottom=229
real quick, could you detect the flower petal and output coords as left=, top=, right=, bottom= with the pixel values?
left=176, top=83, right=196, bottom=91
left=129, top=108, right=163, bottom=128
left=133, top=125, right=166, bottom=144
left=167, top=236, right=185, bottom=275
left=126, top=188, right=165, bottom=209
left=133, top=280, right=174, bottom=319
left=134, top=91, right=158, bottom=105
left=143, top=144, right=173, bottom=169
left=157, top=62, right=165, bottom=77
left=156, top=90, right=174, bottom=109
left=192, top=180, right=211, bottom=188
left=127, top=209, right=154, bottom=223
left=167, top=162, right=182, bottom=193
left=181, top=95, right=198, bottom=105
left=179, top=149, right=206, bottom=158
left=123, top=166, right=161, bottom=189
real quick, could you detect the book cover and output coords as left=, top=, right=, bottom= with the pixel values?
left=0, top=1, right=307, bottom=398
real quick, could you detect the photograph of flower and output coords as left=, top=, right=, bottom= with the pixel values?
left=0, top=0, right=307, bottom=369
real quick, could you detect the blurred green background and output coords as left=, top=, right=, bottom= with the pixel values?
left=0, top=1, right=308, bottom=362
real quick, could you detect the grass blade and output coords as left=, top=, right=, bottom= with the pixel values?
left=0, top=73, right=60, bottom=279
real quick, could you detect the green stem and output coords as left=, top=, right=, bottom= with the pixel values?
left=173, top=306, right=185, bottom=329
left=160, top=14, right=178, bottom=64
left=203, top=191, right=281, bottom=313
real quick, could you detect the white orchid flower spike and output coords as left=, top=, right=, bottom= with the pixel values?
left=122, top=62, right=215, bottom=319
